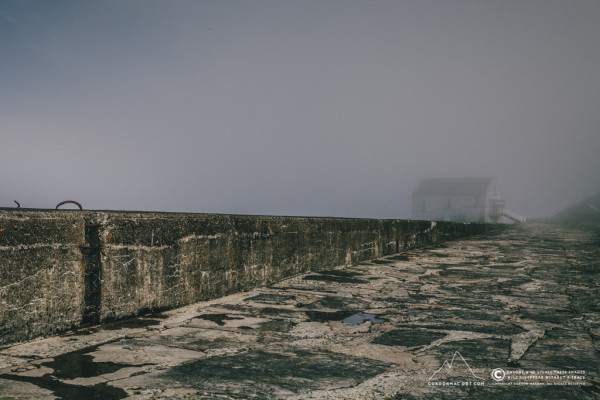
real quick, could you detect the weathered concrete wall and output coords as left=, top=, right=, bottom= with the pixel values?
left=0, top=209, right=492, bottom=347
left=0, top=210, right=84, bottom=347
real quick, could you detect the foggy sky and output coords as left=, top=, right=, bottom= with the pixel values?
left=1, top=0, right=599, bottom=218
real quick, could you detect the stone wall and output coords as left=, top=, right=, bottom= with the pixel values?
left=0, top=210, right=84, bottom=347
left=0, top=209, right=492, bottom=347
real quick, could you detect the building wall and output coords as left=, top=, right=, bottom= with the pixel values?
left=412, top=180, right=505, bottom=223
left=412, top=194, right=486, bottom=222
left=0, top=209, right=495, bottom=347
left=483, top=182, right=503, bottom=223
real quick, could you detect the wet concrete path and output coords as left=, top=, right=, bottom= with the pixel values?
left=0, top=223, right=599, bottom=399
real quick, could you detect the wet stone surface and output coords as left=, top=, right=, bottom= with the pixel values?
left=371, top=329, right=446, bottom=348
left=0, top=223, right=599, bottom=399
left=43, top=349, right=134, bottom=379
left=195, top=313, right=245, bottom=326
left=342, top=312, right=386, bottom=325
left=161, top=348, right=391, bottom=398
left=303, top=272, right=369, bottom=284
left=245, top=293, right=296, bottom=305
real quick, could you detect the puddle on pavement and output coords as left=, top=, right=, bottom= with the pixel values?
left=196, top=313, right=244, bottom=326
left=305, top=310, right=357, bottom=322
left=342, top=312, right=386, bottom=325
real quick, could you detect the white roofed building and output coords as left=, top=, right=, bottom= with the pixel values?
left=412, top=178, right=505, bottom=223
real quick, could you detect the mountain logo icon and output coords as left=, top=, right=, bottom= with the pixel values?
left=429, top=351, right=484, bottom=381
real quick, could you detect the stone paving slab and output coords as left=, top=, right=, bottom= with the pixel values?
left=0, top=223, right=598, bottom=399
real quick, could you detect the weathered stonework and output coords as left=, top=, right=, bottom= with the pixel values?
left=0, top=209, right=494, bottom=347
left=0, top=223, right=597, bottom=399
left=0, top=211, right=85, bottom=346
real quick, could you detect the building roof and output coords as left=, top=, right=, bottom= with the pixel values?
left=413, top=178, right=496, bottom=196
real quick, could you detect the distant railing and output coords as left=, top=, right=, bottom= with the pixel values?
left=500, top=209, right=526, bottom=224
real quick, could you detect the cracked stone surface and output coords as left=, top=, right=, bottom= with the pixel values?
left=0, top=223, right=598, bottom=399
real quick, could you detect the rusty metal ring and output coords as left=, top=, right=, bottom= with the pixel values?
left=55, top=200, right=83, bottom=210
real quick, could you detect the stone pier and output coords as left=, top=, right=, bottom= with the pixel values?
left=0, top=223, right=598, bottom=399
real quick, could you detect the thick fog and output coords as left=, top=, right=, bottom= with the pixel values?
left=2, top=1, right=599, bottom=219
